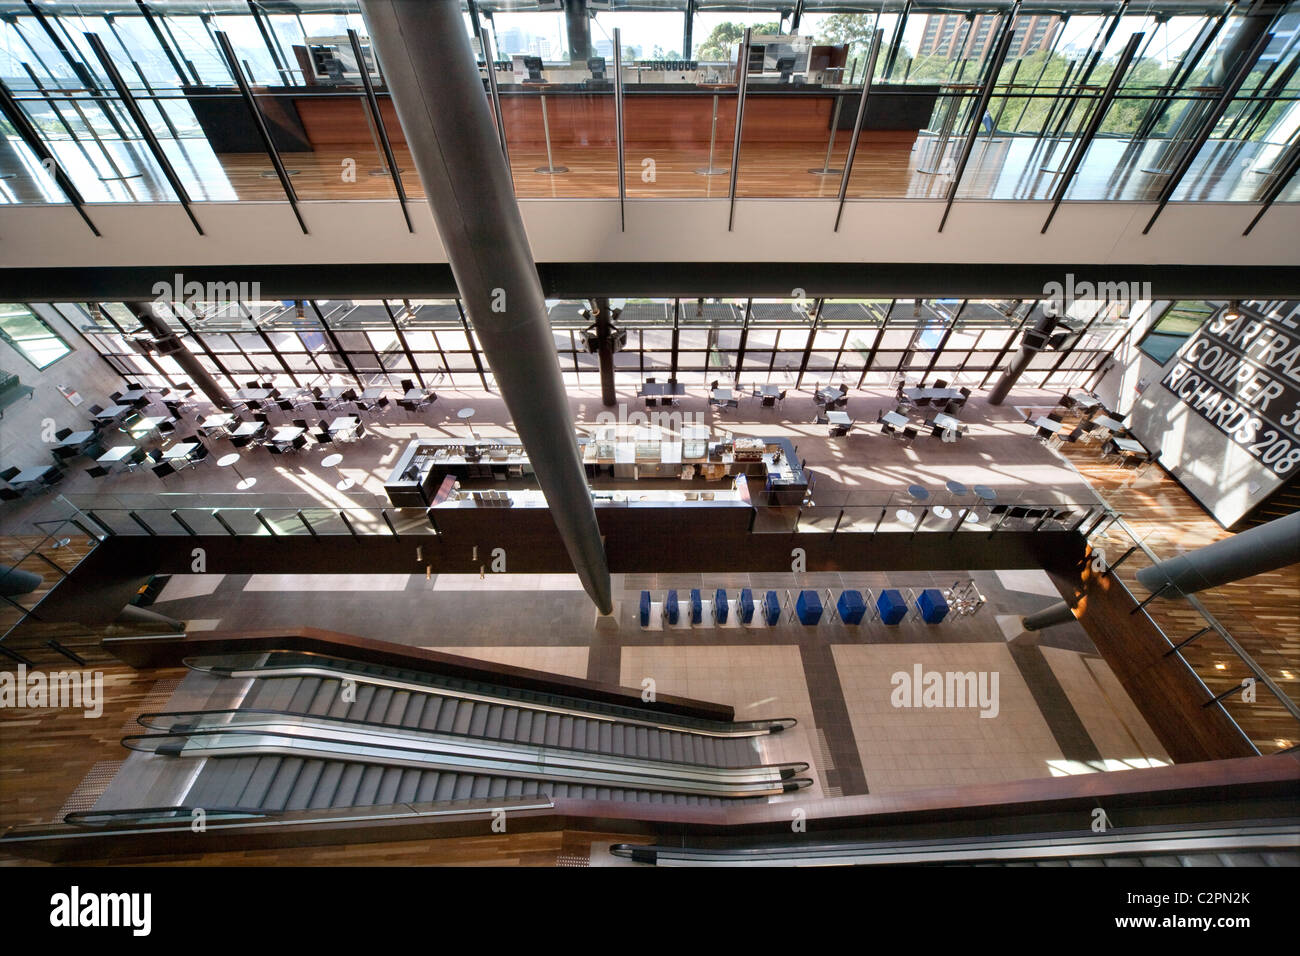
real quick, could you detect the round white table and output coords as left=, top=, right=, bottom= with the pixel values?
left=322, top=452, right=352, bottom=490
left=216, top=451, right=255, bottom=489
left=457, top=406, right=477, bottom=441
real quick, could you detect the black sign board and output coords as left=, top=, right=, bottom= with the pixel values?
left=1160, top=300, right=1300, bottom=479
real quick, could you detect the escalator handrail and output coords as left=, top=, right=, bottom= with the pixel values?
left=183, top=651, right=798, bottom=737
left=136, top=707, right=806, bottom=775
left=63, top=805, right=276, bottom=827
left=122, top=727, right=812, bottom=799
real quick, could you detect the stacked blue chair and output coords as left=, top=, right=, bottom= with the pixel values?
left=877, top=588, right=908, bottom=626
left=665, top=589, right=679, bottom=625
left=916, top=588, right=950, bottom=624
left=762, top=590, right=781, bottom=626
left=715, top=588, right=728, bottom=624
left=837, top=589, right=866, bottom=625
left=795, top=589, right=823, bottom=625
left=689, top=588, right=702, bottom=625
left=739, top=588, right=755, bottom=624
left=639, top=590, right=651, bottom=627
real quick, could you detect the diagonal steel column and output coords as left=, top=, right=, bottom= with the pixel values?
left=359, top=0, right=612, bottom=614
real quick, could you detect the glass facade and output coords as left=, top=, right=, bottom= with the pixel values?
left=0, top=1, right=1294, bottom=208
left=0, top=302, right=71, bottom=368
left=39, top=294, right=1161, bottom=394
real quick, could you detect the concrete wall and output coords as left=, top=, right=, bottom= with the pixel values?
left=0, top=304, right=124, bottom=477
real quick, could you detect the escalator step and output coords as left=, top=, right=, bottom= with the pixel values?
left=483, top=705, right=504, bottom=740
left=385, top=691, right=410, bottom=726
left=488, top=777, right=508, bottom=798
left=611, top=724, right=625, bottom=755
left=402, top=693, right=427, bottom=728
left=434, top=699, right=459, bottom=734
left=669, top=733, right=685, bottom=764
left=529, top=714, right=547, bottom=746
left=467, top=703, right=489, bottom=737
left=287, top=677, right=322, bottom=713
left=452, top=776, right=475, bottom=800
left=308, top=762, right=345, bottom=809
left=395, top=769, right=422, bottom=803
left=375, top=767, right=403, bottom=805
left=434, top=773, right=458, bottom=802
left=365, top=687, right=395, bottom=723
left=307, top=679, right=337, bottom=716
left=505, top=778, right=523, bottom=798
left=571, top=719, right=587, bottom=752
left=418, top=695, right=444, bottom=730
left=634, top=727, right=649, bottom=759
left=235, top=756, right=284, bottom=809
left=513, top=709, right=533, bottom=743
left=263, top=757, right=306, bottom=810
left=284, top=758, right=325, bottom=811
left=266, top=678, right=303, bottom=712
left=324, top=681, right=352, bottom=719
left=557, top=715, right=574, bottom=749
left=543, top=716, right=560, bottom=747
left=413, top=772, right=439, bottom=803
left=354, top=765, right=384, bottom=805
left=703, top=737, right=717, bottom=765
left=500, top=707, right=519, bottom=741
left=346, top=684, right=377, bottom=723
left=598, top=722, right=613, bottom=754
left=332, top=763, right=365, bottom=806
left=452, top=702, right=475, bottom=736
left=646, top=730, right=662, bottom=762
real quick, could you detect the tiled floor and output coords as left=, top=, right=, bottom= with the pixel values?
left=147, top=563, right=1166, bottom=798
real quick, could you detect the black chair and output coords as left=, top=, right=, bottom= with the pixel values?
left=88, top=404, right=105, bottom=416
left=814, top=414, right=829, bottom=425
left=244, top=380, right=260, bottom=389
left=54, top=427, right=73, bottom=441
left=0, top=487, right=21, bottom=501
left=958, top=386, right=971, bottom=400
left=881, top=422, right=896, bottom=436
left=354, top=423, right=365, bottom=439
left=374, top=397, right=390, bottom=415
left=125, top=449, right=148, bottom=470
left=934, top=379, right=948, bottom=388
left=291, top=435, right=308, bottom=452
left=400, top=378, right=416, bottom=393
left=901, top=426, right=919, bottom=443
left=311, top=386, right=324, bottom=399
left=916, top=396, right=931, bottom=407
left=151, top=462, right=176, bottom=482
left=157, top=420, right=176, bottom=435
left=645, top=377, right=656, bottom=384
left=930, top=425, right=945, bottom=438
left=266, top=444, right=284, bottom=456
left=164, top=401, right=184, bottom=418
left=315, top=430, right=333, bottom=445
left=312, top=401, right=329, bottom=412
left=51, top=446, right=79, bottom=462
left=85, top=465, right=110, bottom=479
left=646, top=397, right=658, bottom=407
left=0, top=466, right=20, bottom=483
left=277, top=399, right=295, bottom=413
left=189, top=445, right=210, bottom=463
left=231, top=436, right=252, bottom=449
left=109, top=390, right=123, bottom=402
left=710, top=379, right=720, bottom=390
left=292, top=419, right=309, bottom=430
left=254, top=412, right=270, bottom=425
left=761, top=395, right=776, bottom=407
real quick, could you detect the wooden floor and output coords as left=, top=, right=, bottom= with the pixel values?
left=1057, top=437, right=1300, bottom=753
left=3, top=133, right=1286, bottom=205
left=0, top=533, right=98, bottom=637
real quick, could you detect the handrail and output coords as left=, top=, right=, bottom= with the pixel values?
left=137, top=706, right=800, bottom=771
left=183, top=650, right=798, bottom=737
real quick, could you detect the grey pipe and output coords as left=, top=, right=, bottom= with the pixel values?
left=1136, top=510, right=1300, bottom=599
left=358, top=0, right=613, bottom=614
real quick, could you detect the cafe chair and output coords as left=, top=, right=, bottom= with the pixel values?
left=901, top=426, right=919, bottom=443
left=151, top=462, right=176, bottom=482
left=933, top=379, right=948, bottom=388
left=0, top=466, right=20, bottom=483
left=400, top=379, right=416, bottom=393
left=85, top=464, right=111, bottom=479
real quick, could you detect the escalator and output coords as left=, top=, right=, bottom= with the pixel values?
left=611, top=823, right=1300, bottom=866
left=123, top=650, right=808, bottom=812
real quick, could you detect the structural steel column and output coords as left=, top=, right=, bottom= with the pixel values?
left=592, top=297, right=617, bottom=407
left=1136, top=510, right=1300, bottom=599
left=359, top=0, right=613, bottom=614
left=1022, top=600, right=1076, bottom=631
left=565, top=0, right=592, bottom=63
left=988, top=310, right=1058, bottom=405
left=125, top=302, right=234, bottom=410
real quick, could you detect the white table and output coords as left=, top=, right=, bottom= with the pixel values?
left=711, top=388, right=734, bottom=402
left=457, top=407, right=476, bottom=441
left=12, top=465, right=56, bottom=485
left=128, top=416, right=169, bottom=436
left=216, top=452, right=255, bottom=489
left=1111, top=436, right=1146, bottom=454
left=56, top=430, right=95, bottom=448
left=93, top=404, right=131, bottom=420
left=328, top=416, right=359, bottom=439
left=933, top=412, right=964, bottom=432
left=232, top=421, right=265, bottom=437
left=270, top=426, right=304, bottom=443
left=117, top=388, right=150, bottom=404
left=162, top=442, right=198, bottom=461
left=1093, top=415, right=1127, bottom=433
left=1032, top=416, right=1065, bottom=433
left=756, top=384, right=780, bottom=398
left=321, top=452, right=352, bottom=490
left=200, top=413, right=236, bottom=429
left=235, top=388, right=272, bottom=401
left=97, top=446, right=134, bottom=463
left=881, top=411, right=909, bottom=428
left=827, top=411, right=852, bottom=426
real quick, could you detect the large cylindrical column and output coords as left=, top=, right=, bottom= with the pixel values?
left=125, top=302, right=234, bottom=410
left=592, top=297, right=617, bottom=407
left=565, top=0, right=592, bottom=63
left=988, top=310, right=1058, bottom=405
left=1022, top=600, right=1076, bottom=631
left=359, top=0, right=613, bottom=614
left=1136, top=510, right=1300, bottom=599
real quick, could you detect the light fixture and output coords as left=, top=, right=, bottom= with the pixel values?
left=1214, top=662, right=1226, bottom=670
left=1277, top=739, right=1293, bottom=750
left=1222, top=300, right=1242, bottom=322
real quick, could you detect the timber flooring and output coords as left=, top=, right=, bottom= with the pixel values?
left=1058, top=438, right=1300, bottom=753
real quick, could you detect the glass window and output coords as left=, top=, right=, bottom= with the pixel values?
left=1137, top=301, right=1211, bottom=365
left=0, top=304, right=71, bottom=368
